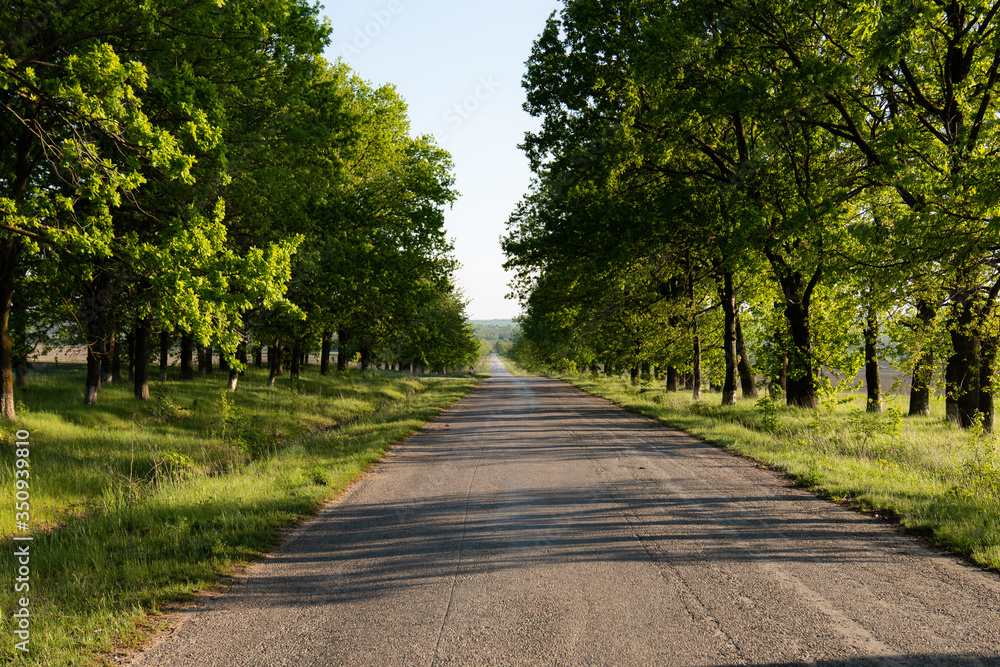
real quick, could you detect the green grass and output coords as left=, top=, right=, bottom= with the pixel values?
left=0, top=364, right=481, bottom=665
left=561, top=373, right=1000, bottom=571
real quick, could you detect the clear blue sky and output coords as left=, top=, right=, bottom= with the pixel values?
left=319, top=0, right=563, bottom=320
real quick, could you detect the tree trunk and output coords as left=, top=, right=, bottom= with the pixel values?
left=360, top=345, right=372, bottom=371
left=692, top=333, right=702, bottom=401
left=227, top=341, right=240, bottom=389
left=768, top=274, right=812, bottom=408
left=180, top=334, right=194, bottom=380
left=267, top=341, right=281, bottom=387
left=133, top=318, right=151, bottom=400
left=945, top=353, right=961, bottom=423
left=768, top=303, right=787, bottom=400
left=689, top=274, right=702, bottom=401
left=337, top=329, right=349, bottom=371
left=159, top=329, right=170, bottom=382
left=111, top=334, right=122, bottom=384
left=197, top=344, right=206, bottom=375
left=254, top=346, right=262, bottom=369
left=84, top=338, right=101, bottom=406
left=84, top=357, right=100, bottom=405
left=784, top=299, right=817, bottom=408
left=908, top=300, right=934, bottom=417
left=666, top=366, right=679, bottom=392
left=1, top=238, right=20, bottom=421
left=735, top=314, right=757, bottom=399
left=126, top=332, right=135, bottom=382
left=770, top=350, right=788, bottom=400
left=864, top=307, right=882, bottom=413
left=219, top=352, right=229, bottom=373
left=82, top=270, right=112, bottom=397
left=205, top=344, right=213, bottom=375
left=11, top=301, right=27, bottom=389
left=948, top=295, right=980, bottom=427
left=238, top=340, right=247, bottom=375
left=909, top=351, right=934, bottom=417
left=290, top=337, right=303, bottom=381
left=720, top=269, right=738, bottom=406
left=321, top=330, right=332, bottom=376
left=951, top=331, right=980, bottom=428
left=82, top=291, right=107, bottom=407
left=766, top=253, right=821, bottom=409
left=3, top=122, right=34, bottom=420
left=100, top=338, right=113, bottom=384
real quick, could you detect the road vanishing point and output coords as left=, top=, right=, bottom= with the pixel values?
left=132, top=355, right=1000, bottom=666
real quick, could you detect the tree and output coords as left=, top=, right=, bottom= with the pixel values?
left=719, top=0, right=1000, bottom=427
left=510, top=0, right=863, bottom=408
left=1, top=0, right=203, bottom=417
left=1, top=0, right=341, bottom=413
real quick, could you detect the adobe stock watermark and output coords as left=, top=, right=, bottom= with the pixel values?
left=340, top=1, right=404, bottom=58
left=432, top=76, right=502, bottom=142
left=11, top=429, right=32, bottom=653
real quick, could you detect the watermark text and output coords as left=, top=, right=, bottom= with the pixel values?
left=12, top=429, right=32, bottom=653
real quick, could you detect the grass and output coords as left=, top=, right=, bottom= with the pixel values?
left=554, top=372, right=1000, bottom=571
left=0, top=362, right=484, bottom=665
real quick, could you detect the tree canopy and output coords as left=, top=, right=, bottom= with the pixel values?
left=504, top=0, right=1000, bottom=430
left=1, top=0, right=479, bottom=420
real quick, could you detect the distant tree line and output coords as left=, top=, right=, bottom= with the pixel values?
left=503, top=0, right=1000, bottom=430
left=471, top=321, right=518, bottom=355
left=1, top=0, right=479, bottom=420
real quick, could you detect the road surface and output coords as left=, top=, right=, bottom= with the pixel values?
left=132, top=355, right=1000, bottom=666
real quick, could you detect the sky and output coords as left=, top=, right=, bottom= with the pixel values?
left=319, top=0, right=564, bottom=320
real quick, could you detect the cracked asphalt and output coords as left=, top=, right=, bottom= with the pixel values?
left=131, top=354, right=1000, bottom=666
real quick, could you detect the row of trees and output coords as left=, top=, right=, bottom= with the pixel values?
left=503, top=0, right=1000, bottom=429
left=1, top=0, right=478, bottom=420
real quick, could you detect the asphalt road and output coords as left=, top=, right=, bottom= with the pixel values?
left=132, top=355, right=1000, bottom=666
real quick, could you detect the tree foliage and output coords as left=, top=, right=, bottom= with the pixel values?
left=505, top=0, right=1000, bottom=430
left=1, top=0, right=479, bottom=420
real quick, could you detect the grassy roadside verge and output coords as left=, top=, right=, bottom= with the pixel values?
left=1, top=366, right=482, bottom=665
left=549, top=371, right=1000, bottom=571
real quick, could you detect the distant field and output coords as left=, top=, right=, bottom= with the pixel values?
left=830, top=360, right=913, bottom=394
